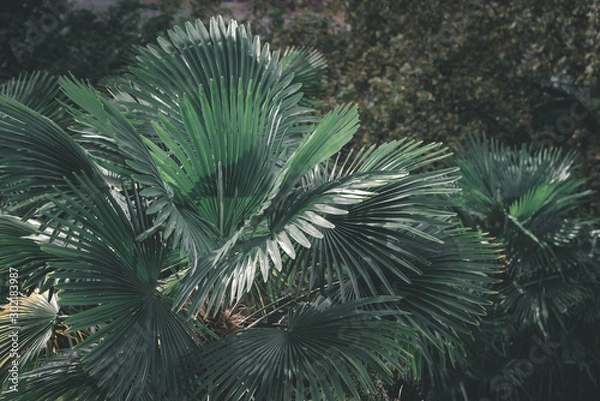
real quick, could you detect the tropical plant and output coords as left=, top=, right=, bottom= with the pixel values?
left=437, top=135, right=600, bottom=401
left=0, top=17, right=500, bottom=400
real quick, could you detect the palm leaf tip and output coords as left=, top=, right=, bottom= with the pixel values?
left=280, top=46, right=328, bottom=105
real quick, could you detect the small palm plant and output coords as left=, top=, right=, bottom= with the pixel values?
left=447, top=135, right=600, bottom=400
left=0, top=17, right=499, bottom=400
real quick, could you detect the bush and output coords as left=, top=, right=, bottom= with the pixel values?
left=440, top=136, right=600, bottom=401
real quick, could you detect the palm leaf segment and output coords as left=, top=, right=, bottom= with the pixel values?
left=0, top=16, right=502, bottom=400
left=62, top=17, right=320, bottom=258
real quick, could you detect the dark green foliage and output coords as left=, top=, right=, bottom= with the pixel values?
left=250, top=0, right=600, bottom=216
left=0, top=16, right=500, bottom=400
left=439, top=136, right=600, bottom=401
left=2, top=1, right=599, bottom=399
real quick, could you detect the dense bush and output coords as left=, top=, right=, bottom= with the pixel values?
left=444, top=137, right=600, bottom=401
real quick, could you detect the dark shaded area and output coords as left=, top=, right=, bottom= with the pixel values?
left=0, top=0, right=211, bottom=83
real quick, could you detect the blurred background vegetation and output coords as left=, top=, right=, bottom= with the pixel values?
left=1, top=0, right=599, bottom=400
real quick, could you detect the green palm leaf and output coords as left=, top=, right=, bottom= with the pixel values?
left=29, top=175, right=200, bottom=400
left=281, top=141, right=461, bottom=300
left=182, top=296, right=414, bottom=401
left=0, top=216, right=56, bottom=292
left=455, top=135, right=589, bottom=227
left=280, top=46, right=327, bottom=106
left=393, top=226, right=500, bottom=347
left=0, top=71, right=67, bottom=126
left=277, top=103, right=360, bottom=193
left=0, top=95, right=105, bottom=216
left=10, top=349, right=113, bottom=401
left=60, top=17, right=315, bottom=261
left=455, top=136, right=592, bottom=274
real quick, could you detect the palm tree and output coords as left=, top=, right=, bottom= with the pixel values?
left=444, top=135, right=600, bottom=400
left=0, top=17, right=499, bottom=400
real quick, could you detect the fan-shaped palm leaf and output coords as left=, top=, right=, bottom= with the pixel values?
left=0, top=95, right=105, bottom=217
left=0, top=216, right=58, bottom=292
left=59, top=17, right=313, bottom=260
left=11, top=348, right=115, bottom=401
left=35, top=176, right=200, bottom=400
left=182, top=296, right=414, bottom=401
left=0, top=71, right=68, bottom=126
left=280, top=46, right=327, bottom=106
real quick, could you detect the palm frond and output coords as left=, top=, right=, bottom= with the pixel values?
left=60, top=17, right=317, bottom=261
left=9, top=349, right=111, bottom=401
left=455, top=135, right=589, bottom=229
left=32, top=175, right=200, bottom=400
left=277, top=104, right=360, bottom=193
left=0, top=71, right=67, bottom=126
left=0, top=292, right=59, bottom=384
left=0, top=216, right=56, bottom=292
left=393, top=226, right=501, bottom=346
left=282, top=141, right=462, bottom=301
left=122, top=16, right=312, bottom=142
left=182, top=296, right=414, bottom=401
left=0, top=95, right=105, bottom=216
